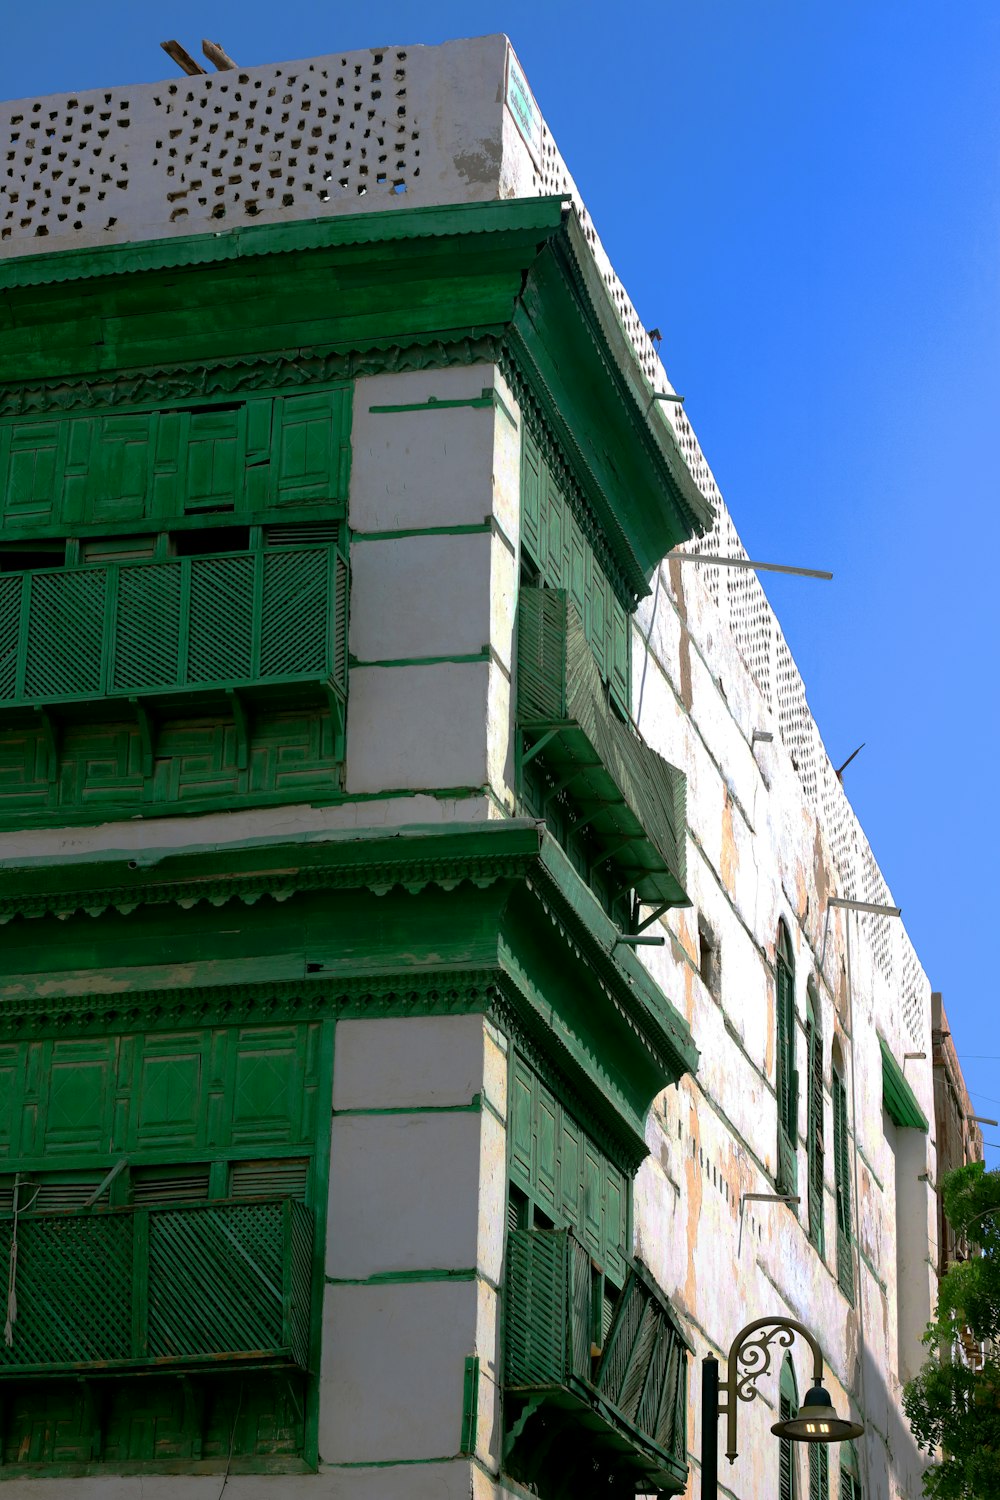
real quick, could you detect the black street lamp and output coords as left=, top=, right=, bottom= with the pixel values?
left=701, top=1316, right=864, bottom=1498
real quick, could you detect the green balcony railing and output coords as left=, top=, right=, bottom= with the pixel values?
left=505, top=1227, right=690, bottom=1493
left=0, top=1197, right=313, bottom=1376
left=517, top=587, right=688, bottom=908
left=0, top=544, right=348, bottom=710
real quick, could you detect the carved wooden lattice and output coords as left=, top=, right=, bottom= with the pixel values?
left=0, top=542, right=347, bottom=708
left=0, top=1197, right=312, bottom=1375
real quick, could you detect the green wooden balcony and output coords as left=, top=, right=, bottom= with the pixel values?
left=517, top=587, right=688, bottom=908
left=0, top=1197, right=312, bottom=1376
left=0, top=543, right=348, bottom=714
left=504, top=1227, right=690, bottom=1494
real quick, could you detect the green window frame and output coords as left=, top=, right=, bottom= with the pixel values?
left=776, top=922, right=798, bottom=1195
left=833, top=1059, right=854, bottom=1302
left=806, top=987, right=824, bottom=1254
left=840, top=1440, right=862, bottom=1500
left=779, top=1356, right=799, bottom=1500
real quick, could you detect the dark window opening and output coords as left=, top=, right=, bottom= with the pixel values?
left=171, top=525, right=251, bottom=557
left=698, top=916, right=721, bottom=1000
left=0, top=543, right=65, bottom=572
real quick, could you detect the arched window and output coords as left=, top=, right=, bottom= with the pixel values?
left=806, top=985, right=824, bottom=1253
left=840, top=1440, right=862, bottom=1500
left=809, top=1434, right=830, bottom=1500
left=779, top=1356, right=799, bottom=1500
left=832, top=1044, right=854, bottom=1302
left=776, top=922, right=798, bottom=1194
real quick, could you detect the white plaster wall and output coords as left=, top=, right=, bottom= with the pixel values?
left=316, top=1012, right=504, bottom=1485
left=631, top=556, right=937, bottom=1500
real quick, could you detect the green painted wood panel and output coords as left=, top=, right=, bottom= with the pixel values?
left=0, top=1370, right=305, bottom=1466
left=0, top=1023, right=323, bottom=1167
left=521, top=427, right=631, bottom=713
left=508, top=1055, right=628, bottom=1281
left=0, top=705, right=342, bottom=827
left=0, top=385, right=350, bottom=531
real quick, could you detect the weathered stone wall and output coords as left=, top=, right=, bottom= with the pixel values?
left=629, top=552, right=937, bottom=1499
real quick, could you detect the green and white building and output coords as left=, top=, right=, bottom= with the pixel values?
left=0, top=35, right=960, bottom=1500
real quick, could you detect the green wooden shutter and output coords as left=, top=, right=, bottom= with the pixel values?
left=273, top=392, right=345, bottom=504
left=111, top=563, right=183, bottom=691
left=187, top=553, right=255, bottom=685
left=810, top=1438, right=830, bottom=1500
left=89, top=414, right=152, bottom=522
left=259, top=548, right=330, bottom=678
left=2, top=418, right=64, bottom=523
left=24, top=568, right=107, bottom=700
left=833, top=1070, right=854, bottom=1301
left=185, top=407, right=244, bottom=512
left=779, top=1359, right=798, bottom=1500
left=776, top=928, right=797, bottom=1194
left=840, top=1441, right=862, bottom=1500
left=0, top=575, right=23, bottom=701
left=807, top=999, right=824, bottom=1252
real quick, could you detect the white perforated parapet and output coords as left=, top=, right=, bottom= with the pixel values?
left=0, top=37, right=511, bottom=251
left=1, top=34, right=927, bottom=1039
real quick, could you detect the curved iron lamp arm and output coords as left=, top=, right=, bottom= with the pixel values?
left=721, top=1316, right=823, bottom=1463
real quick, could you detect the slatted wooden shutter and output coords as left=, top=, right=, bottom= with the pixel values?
left=806, top=996, right=825, bottom=1252
left=779, top=1358, right=798, bottom=1500
left=810, top=1438, right=830, bottom=1500
left=776, top=925, right=797, bottom=1194
left=834, top=1069, right=854, bottom=1301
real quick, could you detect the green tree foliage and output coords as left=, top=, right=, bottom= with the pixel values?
left=903, top=1162, right=1000, bottom=1499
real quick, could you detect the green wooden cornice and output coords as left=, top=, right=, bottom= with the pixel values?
left=0, top=822, right=696, bottom=1164
left=0, top=198, right=712, bottom=592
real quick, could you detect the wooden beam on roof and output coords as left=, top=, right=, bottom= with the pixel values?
left=160, top=40, right=206, bottom=76
left=202, top=39, right=237, bottom=70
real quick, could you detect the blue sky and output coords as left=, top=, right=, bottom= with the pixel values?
left=2, top=2, right=998, bottom=1166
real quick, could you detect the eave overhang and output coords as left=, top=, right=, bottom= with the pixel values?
left=880, top=1036, right=929, bottom=1132
left=0, top=820, right=697, bottom=1165
left=0, top=197, right=712, bottom=598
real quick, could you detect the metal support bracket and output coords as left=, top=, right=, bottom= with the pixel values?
left=521, top=728, right=559, bottom=769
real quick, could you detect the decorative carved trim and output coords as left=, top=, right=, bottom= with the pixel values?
left=0, top=850, right=530, bottom=923
left=0, top=337, right=502, bottom=418
left=0, top=968, right=502, bottom=1039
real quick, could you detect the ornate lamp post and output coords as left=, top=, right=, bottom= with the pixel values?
left=701, top=1316, right=864, bottom=1499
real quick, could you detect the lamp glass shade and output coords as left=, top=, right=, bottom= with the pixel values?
left=771, top=1384, right=865, bottom=1444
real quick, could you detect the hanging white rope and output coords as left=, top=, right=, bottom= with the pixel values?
left=5, top=1172, right=20, bottom=1347
left=5, top=1175, right=39, bottom=1348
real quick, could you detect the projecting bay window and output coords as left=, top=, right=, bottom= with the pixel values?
left=0, top=387, right=350, bottom=824
left=516, top=586, right=689, bottom=927
left=775, top=922, right=798, bottom=1196
left=503, top=1056, right=691, bottom=1495
left=0, top=1020, right=328, bottom=1472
